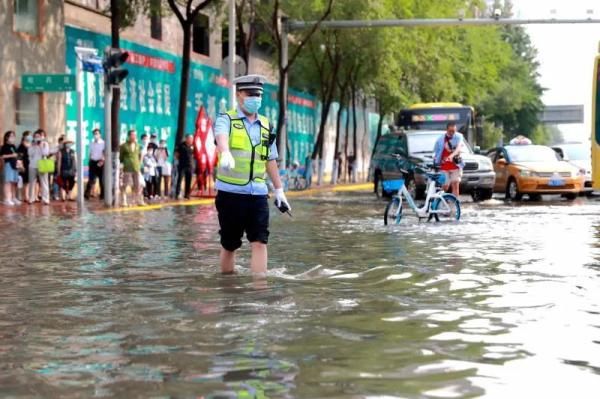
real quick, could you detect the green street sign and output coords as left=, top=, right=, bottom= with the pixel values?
left=22, top=74, right=76, bottom=92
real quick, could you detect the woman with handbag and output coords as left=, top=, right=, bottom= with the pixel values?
left=1, top=131, right=22, bottom=206
left=57, top=139, right=77, bottom=201
left=27, top=129, right=51, bottom=205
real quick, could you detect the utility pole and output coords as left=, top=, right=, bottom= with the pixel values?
left=74, top=47, right=99, bottom=210
left=110, top=0, right=123, bottom=207
left=102, top=48, right=129, bottom=207
left=228, top=0, right=236, bottom=107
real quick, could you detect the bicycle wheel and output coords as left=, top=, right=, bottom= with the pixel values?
left=295, top=177, right=308, bottom=190
left=384, top=197, right=403, bottom=226
left=430, top=193, right=461, bottom=222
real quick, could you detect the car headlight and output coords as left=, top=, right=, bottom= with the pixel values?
left=481, top=159, right=493, bottom=170
left=519, top=169, right=533, bottom=177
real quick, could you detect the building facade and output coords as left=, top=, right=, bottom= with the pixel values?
left=0, top=0, right=66, bottom=141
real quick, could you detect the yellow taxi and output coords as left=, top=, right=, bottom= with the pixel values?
left=487, top=143, right=585, bottom=200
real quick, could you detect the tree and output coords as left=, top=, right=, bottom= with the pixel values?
left=480, top=0, right=544, bottom=140
left=166, top=0, right=219, bottom=150
left=254, top=0, right=334, bottom=155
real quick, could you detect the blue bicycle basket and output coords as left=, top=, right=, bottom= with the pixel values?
left=433, top=173, right=447, bottom=186
left=383, top=179, right=404, bottom=192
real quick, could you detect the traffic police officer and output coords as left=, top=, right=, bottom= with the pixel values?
left=215, top=74, right=291, bottom=275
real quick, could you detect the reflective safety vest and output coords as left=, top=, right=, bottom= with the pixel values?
left=217, top=109, right=271, bottom=186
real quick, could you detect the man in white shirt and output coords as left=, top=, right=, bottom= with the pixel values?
left=85, top=128, right=105, bottom=200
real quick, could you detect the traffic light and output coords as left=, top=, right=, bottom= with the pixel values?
left=103, top=48, right=129, bottom=86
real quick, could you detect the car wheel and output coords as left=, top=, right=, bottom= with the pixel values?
left=472, top=188, right=493, bottom=202
left=506, top=178, right=523, bottom=201
left=564, top=193, right=577, bottom=201
left=529, top=194, right=542, bottom=201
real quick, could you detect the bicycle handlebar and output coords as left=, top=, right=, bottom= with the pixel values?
left=391, top=153, right=440, bottom=175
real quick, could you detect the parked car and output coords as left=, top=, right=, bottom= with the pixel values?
left=486, top=144, right=585, bottom=200
left=551, top=142, right=592, bottom=194
left=369, top=129, right=496, bottom=200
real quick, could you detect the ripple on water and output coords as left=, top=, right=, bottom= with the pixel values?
left=2, top=194, right=600, bottom=397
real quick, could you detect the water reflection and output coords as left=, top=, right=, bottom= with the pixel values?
left=1, top=193, right=600, bottom=397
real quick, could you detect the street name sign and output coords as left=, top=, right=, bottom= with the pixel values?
left=21, top=74, right=76, bottom=92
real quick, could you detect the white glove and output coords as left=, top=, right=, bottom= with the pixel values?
left=219, top=151, right=235, bottom=171
left=274, top=188, right=291, bottom=211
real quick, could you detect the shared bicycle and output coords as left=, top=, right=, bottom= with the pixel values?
left=383, top=167, right=461, bottom=225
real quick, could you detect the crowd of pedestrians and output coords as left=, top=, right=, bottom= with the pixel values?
left=0, top=128, right=213, bottom=208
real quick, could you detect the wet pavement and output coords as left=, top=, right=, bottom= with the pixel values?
left=1, top=190, right=600, bottom=398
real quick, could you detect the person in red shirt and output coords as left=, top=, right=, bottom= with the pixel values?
left=434, top=122, right=464, bottom=196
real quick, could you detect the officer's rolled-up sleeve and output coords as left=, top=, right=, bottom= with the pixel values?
left=214, top=114, right=231, bottom=137
left=268, top=141, right=279, bottom=161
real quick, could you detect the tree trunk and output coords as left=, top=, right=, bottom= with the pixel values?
left=334, top=102, right=343, bottom=157
left=351, top=87, right=358, bottom=159
left=344, top=100, right=350, bottom=182
left=275, top=66, right=288, bottom=160
left=331, top=102, right=344, bottom=184
left=372, top=108, right=384, bottom=160
left=174, top=23, right=192, bottom=151
left=311, top=102, right=328, bottom=160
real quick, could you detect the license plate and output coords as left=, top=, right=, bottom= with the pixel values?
left=548, top=178, right=564, bottom=187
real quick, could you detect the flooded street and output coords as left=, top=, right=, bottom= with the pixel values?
left=2, top=192, right=600, bottom=398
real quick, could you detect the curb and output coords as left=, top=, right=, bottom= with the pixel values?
left=98, top=182, right=372, bottom=213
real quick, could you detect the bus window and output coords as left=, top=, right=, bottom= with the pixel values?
left=397, top=105, right=474, bottom=137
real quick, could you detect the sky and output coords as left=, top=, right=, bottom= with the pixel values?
left=511, top=0, right=599, bottom=142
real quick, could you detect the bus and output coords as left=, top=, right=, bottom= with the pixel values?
left=397, top=102, right=476, bottom=144
left=592, top=47, right=600, bottom=189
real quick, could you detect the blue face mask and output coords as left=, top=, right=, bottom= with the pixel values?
left=243, top=96, right=262, bottom=114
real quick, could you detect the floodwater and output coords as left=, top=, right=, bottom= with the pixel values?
left=1, top=192, right=600, bottom=398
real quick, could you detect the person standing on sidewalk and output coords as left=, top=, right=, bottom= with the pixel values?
left=214, top=74, right=290, bottom=275
left=56, top=139, right=77, bottom=201
left=1, top=131, right=21, bottom=206
left=119, top=130, right=144, bottom=207
left=28, top=129, right=50, bottom=205
left=17, top=131, right=31, bottom=203
left=85, top=128, right=105, bottom=200
left=155, top=139, right=170, bottom=199
left=176, top=134, right=195, bottom=200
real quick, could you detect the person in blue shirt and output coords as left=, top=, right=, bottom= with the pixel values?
left=433, top=122, right=465, bottom=196
left=214, top=74, right=290, bottom=276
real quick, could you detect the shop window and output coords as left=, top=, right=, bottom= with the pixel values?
left=193, top=14, right=210, bottom=56
left=14, top=0, right=39, bottom=36
left=15, top=89, right=41, bottom=135
left=150, top=0, right=162, bottom=40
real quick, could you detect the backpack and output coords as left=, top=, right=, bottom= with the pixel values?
left=445, top=136, right=462, bottom=165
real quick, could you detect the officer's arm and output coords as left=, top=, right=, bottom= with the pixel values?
left=214, top=114, right=231, bottom=153
left=266, top=160, right=283, bottom=190
left=216, top=134, right=230, bottom=153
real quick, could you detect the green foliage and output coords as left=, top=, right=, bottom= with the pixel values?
left=286, top=0, right=544, bottom=148
left=530, top=125, right=564, bottom=146
left=481, top=122, right=504, bottom=149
